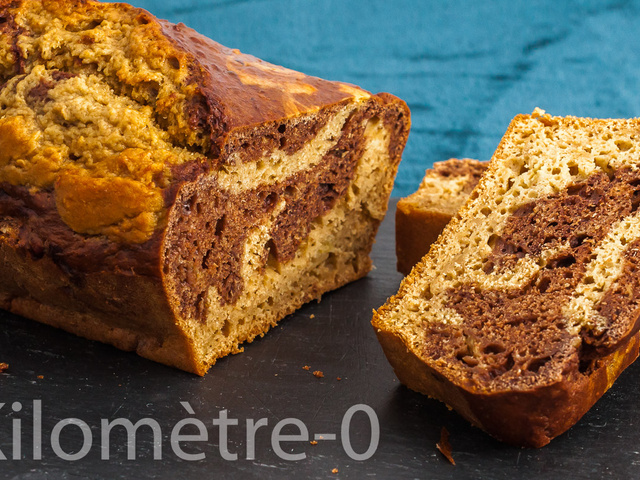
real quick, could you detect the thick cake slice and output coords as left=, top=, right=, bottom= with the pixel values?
left=396, top=159, right=488, bottom=275
left=0, top=0, right=410, bottom=374
left=374, top=109, right=640, bottom=447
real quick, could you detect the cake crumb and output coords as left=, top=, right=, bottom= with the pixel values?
left=0, top=363, right=8, bottom=373
left=302, top=365, right=310, bottom=371
left=436, top=427, right=455, bottom=465
left=310, top=440, right=318, bottom=445
left=313, top=370, right=324, bottom=378
left=37, top=375, right=44, bottom=379
left=336, top=377, right=342, bottom=381
left=310, top=314, right=315, bottom=319
left=332, top=468, right=339, bottom=474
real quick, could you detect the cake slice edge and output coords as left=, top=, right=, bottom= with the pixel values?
left=375, top=110, right=640, bottom=447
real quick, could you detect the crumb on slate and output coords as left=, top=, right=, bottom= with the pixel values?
left=310, top=440, right=318, bottom=445
left=302, top=365, right=310, bottom=371
left=37, top=375, right=44, bottom=379
left=313, top=370, right=324, bottom=378
left=0, top=363, right=8, bottom=373
left=436, top=427, right=455, bottom=465
left=336, top=377, right=342, bottom=381
left=332, top=468, right=339, bottom=474
left=310, top=314, right=315, bottom=319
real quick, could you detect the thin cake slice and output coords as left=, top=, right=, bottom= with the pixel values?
left=396, top=159, right=488, bottom=275
left=374, top=109, right=640, bottom=447
left=0, top=0, right=410, bottom=374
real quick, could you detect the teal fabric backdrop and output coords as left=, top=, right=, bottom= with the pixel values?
left=127, top=0, right=640, bottom=196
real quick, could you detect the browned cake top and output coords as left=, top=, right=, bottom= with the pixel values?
left=159, top=19, right=368, bottom=152
left=0, top=0, right=367, bottom=154
left=0, top=0, right=373, bottom=244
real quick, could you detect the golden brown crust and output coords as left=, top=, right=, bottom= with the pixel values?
left=0, top=0, right=410, bottom=374
left=374, top=325, right=640, bottom=447
left=0, top=221, right=200, bottom=373
left=0, top=0, right=373, bottom=242
left=158, top=19, right=369, bottom=152
left=2, top=0, right=368, bottom=157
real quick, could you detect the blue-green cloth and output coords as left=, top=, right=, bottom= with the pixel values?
left=128, top=0, right=640, bottom=196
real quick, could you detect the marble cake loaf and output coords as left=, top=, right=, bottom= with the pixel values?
left=396, top=159, right=488, bottom=275
left=0, top=0, right=410, bottom=375
left=374, top=109, right=640, bottom=447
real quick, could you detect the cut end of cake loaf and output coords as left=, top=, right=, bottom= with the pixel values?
left=374, top=109, right=640, bottom=447
left=0, top=0, right=410, bottom=374
left=396, top=159, right=488, bottom=275
left=162, top=94, right=409, bottom=374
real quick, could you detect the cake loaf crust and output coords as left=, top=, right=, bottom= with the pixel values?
left=376, top=326, right=640, bottom=447
left=374, top=110, right=640, bottom=446
left=0, top=0, right=369, bottom=158
left=0, top=0, right=410, bottom=374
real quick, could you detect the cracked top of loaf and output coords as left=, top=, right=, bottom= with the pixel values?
left=0, top=0, right=371, bottom=243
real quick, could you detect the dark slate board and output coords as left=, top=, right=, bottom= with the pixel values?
left=1, top=200, right=639, bottom=479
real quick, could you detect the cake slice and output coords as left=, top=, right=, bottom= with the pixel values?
left=396, top=159, right=488, bottom=275
left=0, top=0, right=410, bottom=375
left=373, top=109, right=640, bottom=447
